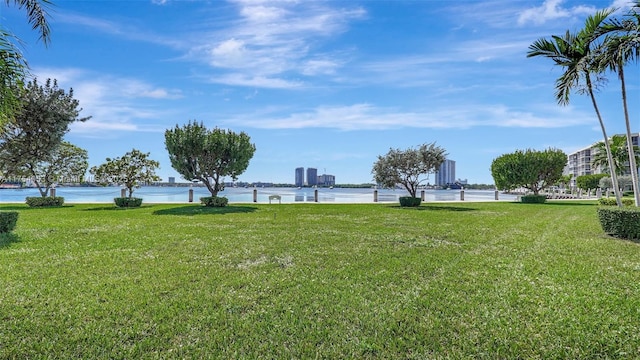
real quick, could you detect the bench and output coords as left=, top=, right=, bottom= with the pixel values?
left=268, top=195, right=281, bottom=204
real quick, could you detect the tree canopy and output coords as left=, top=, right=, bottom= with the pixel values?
left=592, top=135, right=640, bottom=176
left=164, top=121, right=256, bottom=197
left=24, top=141, right=88, bottom=197
left=90, top=149, right=161, bottom=198
left=0, top=78, right=89, bottom=181
left=491, top=148, right=567, bottom=195
left=372, top=142, right=446, bottom=198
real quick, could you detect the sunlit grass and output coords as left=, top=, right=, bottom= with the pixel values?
left=1, top=201, right=639, bottom=358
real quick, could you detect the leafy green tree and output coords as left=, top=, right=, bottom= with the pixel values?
left=592, top=135, right=640, bottom=176
left=20, top=141, right=88, bottom=197
left=0, top=78, right=89, bottom=180
left=527, top=8, right=623, bottom=206
left=491, top=148, right=567, bottom=195
left=598, top=2, right=640, bottom=206
left=576, top=174, right=607, bottom=191
left=164, top=121, right=256, bottom=197
left=372, top=142, right=447, bottom=198
left=1, top=0, right=52, bottom=122
left=90, top=149, right=161, bottom=198
left=555, top=174, right=572, bottom=188
left=600, top=175, right=634, bottom=192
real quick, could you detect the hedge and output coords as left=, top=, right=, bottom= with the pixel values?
left=26, top=196, right=64, bottom=207
left=114, top=197, right=143, bottom=208
left=200, top=196, right=229, bottom=207
left=597, top=207, right=640, bottom=240
left=0, top=212, right=18, bottom=233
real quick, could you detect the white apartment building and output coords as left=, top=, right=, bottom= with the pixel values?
left=565, top=133, right=639, bottom=184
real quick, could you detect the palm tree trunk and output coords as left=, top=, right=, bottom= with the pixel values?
left=586, top=75, right=623, bottom=207
left=618, top=65, right=640, bottom=206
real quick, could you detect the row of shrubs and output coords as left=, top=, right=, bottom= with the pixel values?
left=23, top=196, right=230, bottom=208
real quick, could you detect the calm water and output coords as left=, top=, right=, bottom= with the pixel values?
left=0, top=186, right=518, bottom=204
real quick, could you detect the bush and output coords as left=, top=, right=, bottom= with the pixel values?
left=399, top=196, right=421, bottom=207
left=0, top=212, right=18, bottom=233
left=520, top=195, right=546, bottom=204
left=26, top=196, right=64, bottom=207
left=598, top=197, right=635, bottom=206
left=114, top=197, right=143, bottom=208
left=597, top=207, right=640, bottom=240
left=200, top=196, right=229, bottom=207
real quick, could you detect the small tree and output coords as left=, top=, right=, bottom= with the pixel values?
left=576, top=174, right=607, bottom=191
left=372, top=142, right=447, bottom=198
left=164, top=121, right=256, bottom=197
left=90, top=149, right=161, bottom=198
left=491, top=148, right=567, bottom=195
left=22, top=141, right=88, bottom=197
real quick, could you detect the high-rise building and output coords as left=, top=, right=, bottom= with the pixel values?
left=318, top=174, right=336, bottom=186
left=306, top=168, right=318, bottom=186
left=565, top=133, right=639, bottom=185
left=295, top=167, right=304, bottom=187
left=435, top=159, right=456, bottom=186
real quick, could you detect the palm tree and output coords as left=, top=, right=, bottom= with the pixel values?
left=527, top=9, right=624, bottom=206
left=1, top=0, right=52, bottom=122
left=592, top=134, right=640, bottom=176
left=597, top=3, right=640, bottom=206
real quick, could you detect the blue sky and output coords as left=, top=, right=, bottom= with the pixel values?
left=3, top=0, right=638, bottom=185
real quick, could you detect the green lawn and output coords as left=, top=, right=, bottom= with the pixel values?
left=1, top=201, right=639, bottom=358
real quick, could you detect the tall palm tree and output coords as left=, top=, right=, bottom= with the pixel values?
left=1, top=0, right=52, bottom=122
left=592, top=134, right=640, bottom=176
left=527, top=9, right=624, bottom=206
left=597, top=3, right=640, bottom=206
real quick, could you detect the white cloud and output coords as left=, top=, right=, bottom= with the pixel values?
left=208, top=73, right=303, bottom=89
left=193, top=1, right=365, bottom=87
left=33, top=67, right=181, bottom=134
left=227, top=103, right=595, bottom=131
left=517, top=0, right=596, bottom=26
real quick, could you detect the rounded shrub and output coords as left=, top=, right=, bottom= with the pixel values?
left=399, top=196, right=421, bottom=207
left=597, top=207, right=640, bottom=240
left=200, top=196, right=229, bottom=207
left=114, top=197, right=143, bottom=208
left=0, top=211, right=18, bottom=233
left=520, top=195, right=547, bottom=204
left=598, top=197, right=634, bottom=206
left=26, top=196, right=64, bottom=207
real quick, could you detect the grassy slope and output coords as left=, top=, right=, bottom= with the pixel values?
left=0, top=202, right=639, bottom=358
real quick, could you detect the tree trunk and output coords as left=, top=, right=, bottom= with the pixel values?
left=586, top=76, right=623, bottom=207
left=618, top=65, right=640, bottom=206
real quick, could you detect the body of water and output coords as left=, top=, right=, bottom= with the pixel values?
left=0, top=186, right=518, bottom=204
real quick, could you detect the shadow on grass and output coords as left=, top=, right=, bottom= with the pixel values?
left=535, top=201, right=598, bottom=207
left=152, top=205, right=258, bottom=216
left=0, top=205, right=76, bottom=211
left=82, top=205, right=163, bottom=211
left=389, top=205, right=477, bottom=212
left=0, top=233, right=20, bottom=249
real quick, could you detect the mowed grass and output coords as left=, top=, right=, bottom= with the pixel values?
left=1, top=201, right=640, bottom=358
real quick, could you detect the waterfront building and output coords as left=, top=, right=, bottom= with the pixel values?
left=564, top=133, right=639, bottom=184
left=295, top=167, right=304, bottom=187
left=306, top=168, right=318, bottom=186
left=435, top=159, right=456, bottom=187
left=317, top=174, right=336, bottom=187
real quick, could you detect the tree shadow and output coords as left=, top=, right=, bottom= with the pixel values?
left=152, top=205, right=258, bottom=216
left=82, top=205, right=154, bottom=211
left=533, top=201, right=598, bottom=207
left=389, top=205, right=477, bottom=212
left=0, top=233, right=20, bottom=249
